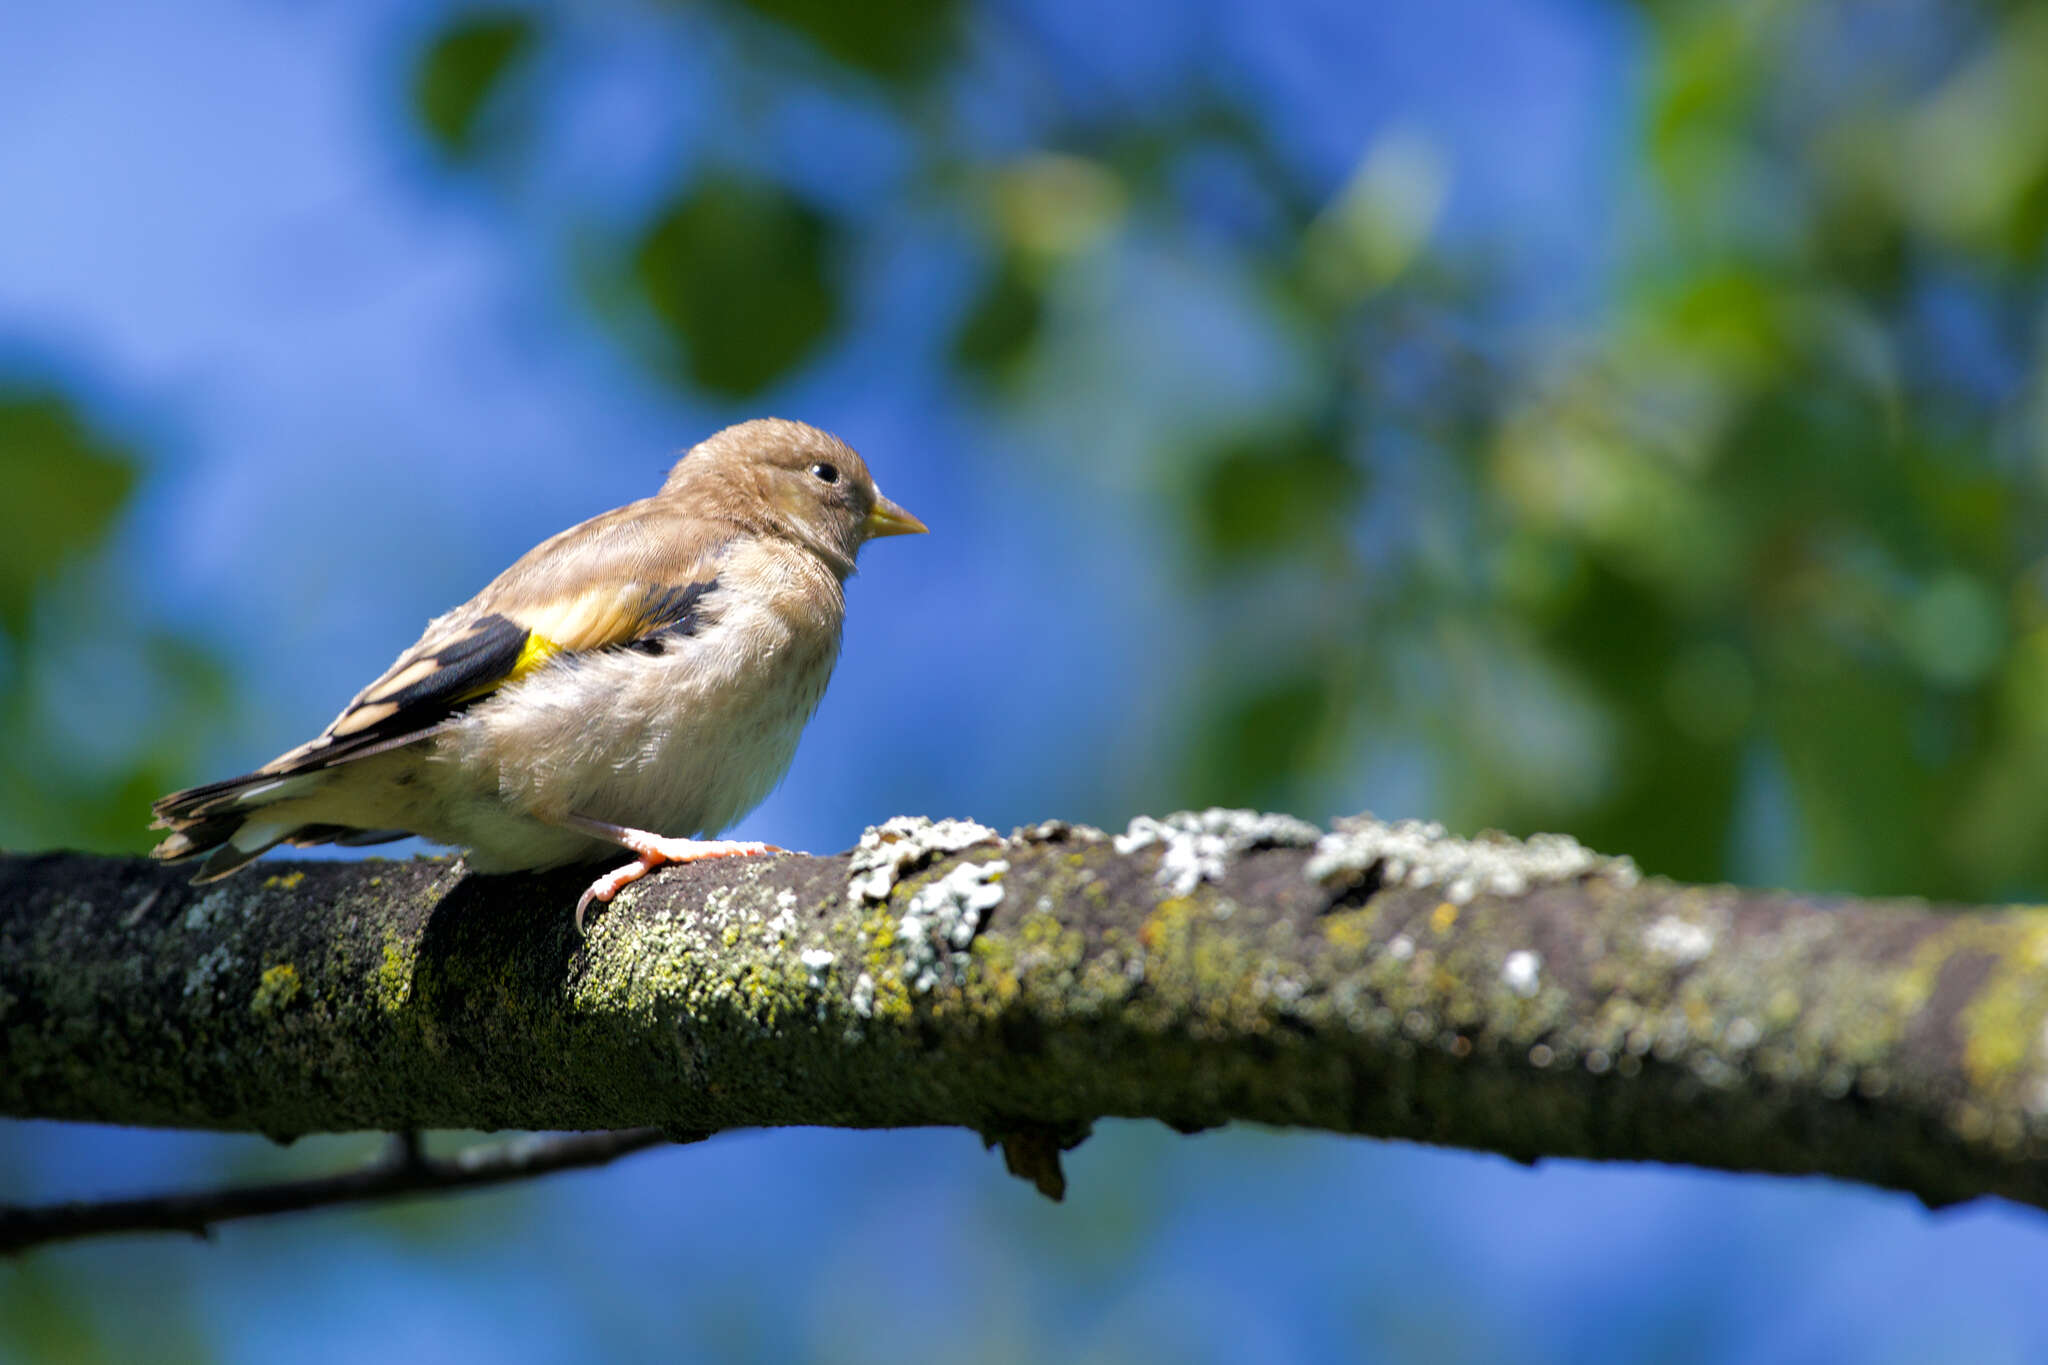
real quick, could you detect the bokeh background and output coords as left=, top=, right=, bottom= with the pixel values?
left=7, top=0, right=2048, bottom=1359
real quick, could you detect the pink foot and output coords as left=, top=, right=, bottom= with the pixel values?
left=567, top=822, right=785, bottom=933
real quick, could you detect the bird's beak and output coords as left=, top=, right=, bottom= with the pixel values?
left=864, top=491, right=929, bottom=539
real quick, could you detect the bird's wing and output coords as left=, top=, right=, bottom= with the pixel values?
left=241, top=502, right=733, bottom=786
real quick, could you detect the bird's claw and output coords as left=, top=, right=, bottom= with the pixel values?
left=572, top=838, right=786, bottom=934
left=574, top=857, right=654, bottom=935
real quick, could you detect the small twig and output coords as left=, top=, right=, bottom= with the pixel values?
left=387, top=1128, right=426, bottom=1172
left=1, top=1128, right=680, bottom=1255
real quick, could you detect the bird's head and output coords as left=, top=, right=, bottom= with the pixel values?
left=661, top=418, right=927, bottom=576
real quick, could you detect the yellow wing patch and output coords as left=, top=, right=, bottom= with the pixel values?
left=500, top=632, right=564, bottom=689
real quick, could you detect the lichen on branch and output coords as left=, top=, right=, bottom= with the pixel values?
left=4, top=810, right=2048, bottom=1215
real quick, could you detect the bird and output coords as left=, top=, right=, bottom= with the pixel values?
left=150, top=417, right=926, bottom=931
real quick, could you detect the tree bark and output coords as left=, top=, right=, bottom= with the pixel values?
left=6, top=811, right=2048, bottom=1213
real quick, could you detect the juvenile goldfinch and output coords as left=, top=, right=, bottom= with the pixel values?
left=151, top=418, right=925, bottom=930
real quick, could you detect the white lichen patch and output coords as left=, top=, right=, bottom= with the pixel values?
left=849, top=816, right=1001, bottom=902
left=181, top=886, right=239, bottom=934
left=1306, top=815, right=1638, bottom=905
left=898, top=859, right=1009, bottom=992
left=694, top=883, right=739, bottom=926
left=850, top=972, right=876, bottom=1017
left=1115, top=809, right=1322, bottom=897
left=1501, top=949, right=1542, bottom=998
left=1263, top=974, right=1307, bottom=1006
left=182, top=942, right=237, bottom=999
left=763, top=889, right=799, bottom=948
left=1642, top=914, right=1715, bottom=965
left=799, top=947, right=836, bottom=990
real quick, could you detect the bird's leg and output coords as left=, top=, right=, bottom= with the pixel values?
left=555, top=813, right=786, bottom=933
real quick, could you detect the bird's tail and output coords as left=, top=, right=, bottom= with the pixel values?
left=150, top=770, right=405, bottom=882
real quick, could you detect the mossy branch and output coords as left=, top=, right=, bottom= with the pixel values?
left=6, top=811, right=2048, bottom=1233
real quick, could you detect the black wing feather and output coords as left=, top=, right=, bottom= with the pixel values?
left=622, top=577, right=718, bottom=653
left=154, top=579, right=720, bottom=827
left=153, top=613, right=533, bottom=825
left=298, top=613, right=533, bottom=765
left=374, top=614, right=533, bottom=716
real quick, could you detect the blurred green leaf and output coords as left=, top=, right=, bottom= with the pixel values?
left=951, top=253, right=1045, bottom=385
left=411, top=11, right=538, bottom=160
left=0, top=1262, right=115, bottom=1364
left=721, top=0, right=958, bottom=80
left=1186, top=426, right=1362, bottom=571
left=631, top=174, right=841, bottom=396
left=0, top=391, right=136, bottom=638
left=1767, top=665, right=1933, bottom=894
left=1184, top=667, right=1346, bottom=810
left=0, top=380, right=235, bottom=856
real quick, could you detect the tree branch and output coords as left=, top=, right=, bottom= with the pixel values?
left=5, top=810, right=2048, bottom=1234
left=0, top=1127, right=674, bottom=1253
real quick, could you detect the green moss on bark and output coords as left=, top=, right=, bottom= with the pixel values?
left=6, top=815, right=2048, bottom=1211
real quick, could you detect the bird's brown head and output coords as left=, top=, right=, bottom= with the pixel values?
left=661, top=418, right=927, bottom=575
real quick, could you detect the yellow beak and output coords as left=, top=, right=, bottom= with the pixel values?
left=864, top=491, right=929, bottom=539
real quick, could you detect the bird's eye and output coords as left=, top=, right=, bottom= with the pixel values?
left=810, top=462, right=840, bottom=485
